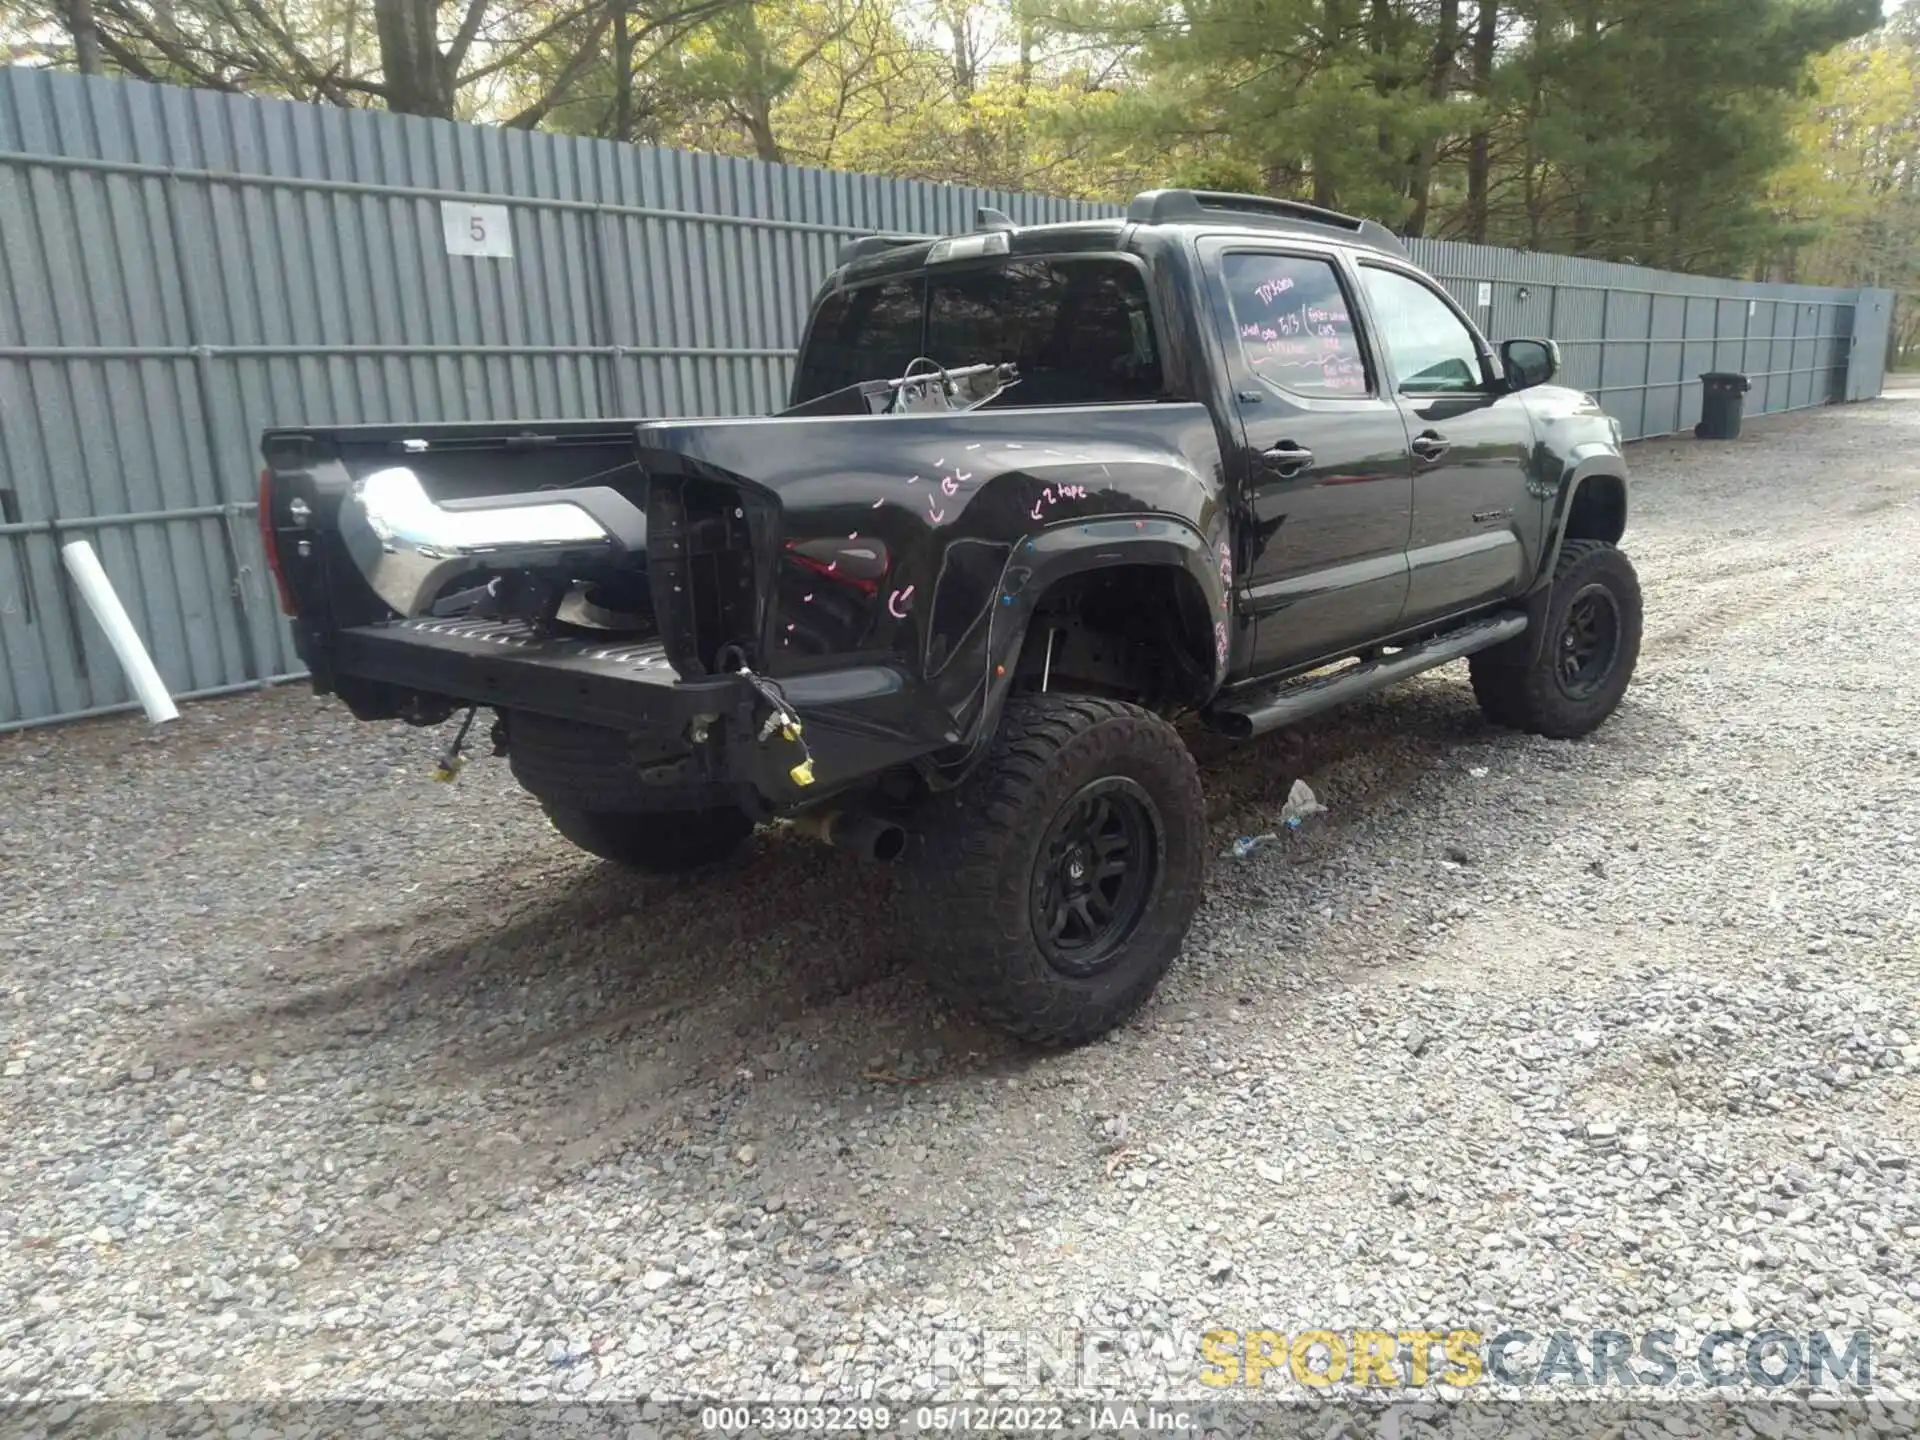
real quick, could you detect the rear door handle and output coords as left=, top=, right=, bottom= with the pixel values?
left=1261, top=441, right=1315, bottom=477
left=1411, top=431, right=1450, bottom=462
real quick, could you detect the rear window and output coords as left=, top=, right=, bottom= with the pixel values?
left=791, top=258, right=1163, bottom=408
left=790, top=278, right=923, bottom=403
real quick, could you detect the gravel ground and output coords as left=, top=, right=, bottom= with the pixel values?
left=3, top=394, right=1918, bottom=1414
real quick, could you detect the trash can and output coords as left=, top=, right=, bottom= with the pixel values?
left=1696, top=371, right=1751, bottom=440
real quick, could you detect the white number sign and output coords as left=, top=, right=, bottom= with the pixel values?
left=442, top=202, right=513, bottom=259
left=1476, top=281, right=1493, bottom=309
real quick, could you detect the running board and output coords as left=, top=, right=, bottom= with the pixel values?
left=1204, top=611, right=1528, bottom=738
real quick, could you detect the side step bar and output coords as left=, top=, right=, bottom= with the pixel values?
left=1204, top=611, right=1528, bottom=738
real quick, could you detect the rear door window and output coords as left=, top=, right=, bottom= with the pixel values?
left=1219, top=252, right=1369, bottom=398
left=790, top=258, right=1162, bottom=407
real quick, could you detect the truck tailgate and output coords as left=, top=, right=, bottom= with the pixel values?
left=331, top=617, right=747, bottom=732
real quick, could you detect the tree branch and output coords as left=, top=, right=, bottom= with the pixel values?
left=446, top=0, right=495, bottom=75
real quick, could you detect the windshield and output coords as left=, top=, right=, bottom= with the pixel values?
left=791, top=257, right=1164, bottom=408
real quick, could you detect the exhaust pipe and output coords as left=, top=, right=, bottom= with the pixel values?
left=791, top=807, right=908, bottom=863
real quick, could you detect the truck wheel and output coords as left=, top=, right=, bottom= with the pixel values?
left=543, top=804, right=754, bottom=872
left=908, top=695, right=1206, bottom=1047
left=1469, top=539, right=1643, bottom=739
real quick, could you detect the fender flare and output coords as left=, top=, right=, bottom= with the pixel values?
left=1543, top=451, right=1631, bottom=577
left=1482, top=451, right=1630, bottom=669
left=930, top=515, right=1228, bottom=778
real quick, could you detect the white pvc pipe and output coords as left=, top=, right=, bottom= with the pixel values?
left=60, top=540, right=180, bottom=724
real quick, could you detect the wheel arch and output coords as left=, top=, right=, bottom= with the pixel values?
left=936, top=518, right=1229, bottom=780
left=1015, top=560, right=1220, bottom=710
left=1484, top=456, right=1631, bottom=669
left=1546, top=455, right=1630, bottom=567
left=1561, top=467, right=1628, bottom=547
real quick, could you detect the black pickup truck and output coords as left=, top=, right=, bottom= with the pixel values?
left=259, top=188, right=1640, bottom=1046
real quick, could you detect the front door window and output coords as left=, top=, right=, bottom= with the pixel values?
left=1359, top=267, right=1487, bottom=395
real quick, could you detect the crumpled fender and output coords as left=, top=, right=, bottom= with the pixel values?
left=961, top=512, right=1229, bottom=746
left=634, top=403, right=1230, bottom=780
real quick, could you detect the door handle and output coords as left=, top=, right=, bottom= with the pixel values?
left=1261, top=441, right=1315, bottom=477
left=1411, top=431, right=1450, bottom=462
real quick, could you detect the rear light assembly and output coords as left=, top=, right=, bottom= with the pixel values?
left=258, top=468, right=300, bottom=616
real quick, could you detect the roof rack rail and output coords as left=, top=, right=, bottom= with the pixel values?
left=1125, top=189, right=1408, bottom=257
left=837, top=233, right=933, bottom=267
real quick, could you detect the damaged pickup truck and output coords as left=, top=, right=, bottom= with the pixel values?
left=258, top=188, right=1641, bottom=1046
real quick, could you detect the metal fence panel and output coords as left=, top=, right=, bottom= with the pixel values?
left=1847, top=290, right=1896, bottom=401
left=1402, top=240, right=1871, bottom=438
left=0, top=67, right=1891, bottom=731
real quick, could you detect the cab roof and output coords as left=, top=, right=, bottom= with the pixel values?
left=834, top=187, right=1409, bottom=282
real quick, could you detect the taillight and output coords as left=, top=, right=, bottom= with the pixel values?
left=258, top=468, right=300, bottom=617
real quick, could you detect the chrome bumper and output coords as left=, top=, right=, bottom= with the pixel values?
left=338, top=466, right=623, bottom=617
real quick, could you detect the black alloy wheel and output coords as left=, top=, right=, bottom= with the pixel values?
left=1031, top=777, right=1163, bottom=977
left=1556, top=584, right=1623, bottom=700
left=1468, top=538, right=1644, bottom=740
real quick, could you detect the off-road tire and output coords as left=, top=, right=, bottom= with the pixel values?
left=544, top=803, right=754, bottom=872
left=907, top=695, right=1206, bottom=1047
left=1470, top=538, right=1643, bottom=739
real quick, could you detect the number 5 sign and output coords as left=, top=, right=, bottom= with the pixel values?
left=441, top=201, right=514, bottom=259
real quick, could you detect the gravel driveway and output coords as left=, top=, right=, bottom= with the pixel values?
left=3, top=393, right=1917, bottom=1411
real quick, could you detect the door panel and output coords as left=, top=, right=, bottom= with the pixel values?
left=1201, top=241, right=1414, bottom=674
left=1355, top=264, right=1541, bottom=624
left=1402, top=391, right=1538, bottom=616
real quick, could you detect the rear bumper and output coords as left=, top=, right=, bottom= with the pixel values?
left=332, top=617, right=748, bottom=734
left=324, top=613, right=953, bottom=812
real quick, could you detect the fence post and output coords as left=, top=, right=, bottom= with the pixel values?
left=1709, top=295, right=1723, bottom=435
left=589, top=207, right=623, bottom=418
left=1832, top=303, right=1849, bottom=404
left=159, top=168, right=267, bottom=689
left=1673, top=296, right=1688, bottom=435
left=1741, top=294, right=1755, bottom=411
left=1599, top=286, right=1613, bottom=432
left=1793, top=300, right=1809, bottom=411
left=1639, top=286, right=1655, bottom=442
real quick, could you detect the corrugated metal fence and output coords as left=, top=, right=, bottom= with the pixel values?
left=0, top=68, right=1895, bottom=731
left=1408, top=238, right=1892, bottom=442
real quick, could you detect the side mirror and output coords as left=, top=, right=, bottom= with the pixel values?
left=1500, top=338, right=1559, bottom=391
